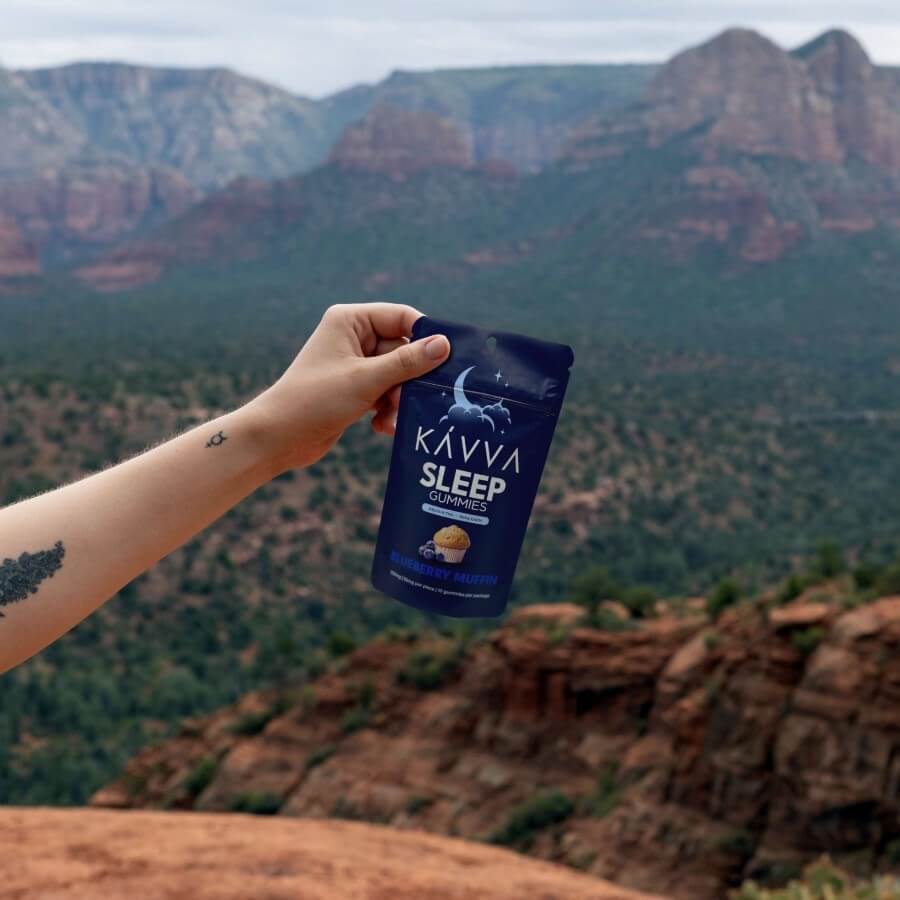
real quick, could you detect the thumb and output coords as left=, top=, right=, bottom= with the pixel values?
left=365, top=333, right=450, bottom=395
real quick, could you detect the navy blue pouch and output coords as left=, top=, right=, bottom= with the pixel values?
left=371, top=317, right=574, bottom=618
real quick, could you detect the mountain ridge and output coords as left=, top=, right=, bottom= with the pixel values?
left=565, top=26, right=900, bottom=168
left=0, top=58, right=651, bottom=280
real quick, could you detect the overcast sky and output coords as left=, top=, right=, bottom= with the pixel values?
left=5, top=1, right=900, bottom=97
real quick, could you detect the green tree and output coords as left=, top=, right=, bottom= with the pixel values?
left=707, top=578, right=742, bottom=621
left=572, top=566, right=621, bottom=617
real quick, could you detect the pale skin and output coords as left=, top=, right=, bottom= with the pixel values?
left=0, top=303, right=450, bottom=675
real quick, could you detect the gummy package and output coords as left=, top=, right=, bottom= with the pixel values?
left=371, top=316, right=574, bottom=617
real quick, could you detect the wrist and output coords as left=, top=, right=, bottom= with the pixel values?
left=234, top=389, right=295, bottom=481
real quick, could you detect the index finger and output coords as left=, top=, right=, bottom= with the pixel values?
left=354, top=302, right=424, bottom=340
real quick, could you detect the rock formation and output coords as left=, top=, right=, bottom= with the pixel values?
left=566, top=28, right=900, bottom=169
left=0, top=806, right=657, bottom=899
left=92, top=593, right=900, bottom=898
left=328, top=104, right=474, bottom=177
left=0, top=214, right=40, bottom=279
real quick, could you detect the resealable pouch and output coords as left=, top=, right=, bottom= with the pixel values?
left=371, top=316, right=574, bottom=618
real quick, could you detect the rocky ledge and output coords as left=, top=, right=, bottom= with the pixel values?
left=0, top=806, right=655, bottom=899
left=93, top=592, right=900, bottom=898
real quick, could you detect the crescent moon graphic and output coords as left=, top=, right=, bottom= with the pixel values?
left=453, top=366, right=477, bottom=409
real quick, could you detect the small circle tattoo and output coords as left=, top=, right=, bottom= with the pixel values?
left=206, top=431, right=228, bottom=448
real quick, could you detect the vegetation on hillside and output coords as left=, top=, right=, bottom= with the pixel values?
left=3, top=153, right=900, bottom=803
left=734, top=859, right=900, bottom=899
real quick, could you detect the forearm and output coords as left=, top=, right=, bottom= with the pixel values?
left=0, top=397, right=281, bottom=674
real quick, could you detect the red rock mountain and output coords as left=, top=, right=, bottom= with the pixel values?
left=18, top=63, right=339, bottom=190
left=8, top=27, right=900, bottom=284
left=566, top=28, right=900, bottom=168
left=0, top=61, right=346, bottom=279
left=94, top=593, right=900, bottom=899
left=0, top=64, right=204, bottom=275
left=560, top=29, right=900, bottom=263
left=0, top=163, right=198, bottom=269
left=0, top=215, right=39, bottom=280
left=2, top=807, right=655, bottom=899
left=0, top=60, right=648, bottom=282
left=328, top=104, right=474, bottom=177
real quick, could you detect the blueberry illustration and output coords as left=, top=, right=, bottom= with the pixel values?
left=425, top=540, right=435, bottom=549
left=423, top=548, right=435, bottom=560
left=435, top=553, right=445, bottom=562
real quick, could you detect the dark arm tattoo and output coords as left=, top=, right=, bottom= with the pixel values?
left=0, top=541, right=66, bottom=617
left=206, top=431, right=228, bottom=448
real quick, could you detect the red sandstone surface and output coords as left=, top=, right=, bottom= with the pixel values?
left=0, top=806, right=657, bottom=900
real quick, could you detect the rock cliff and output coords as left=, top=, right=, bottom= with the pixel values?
left=0, top=215, right=40, bottom=280
left=93, top=593, right=900, bottom=898
left=328, top=104, right=474, bottom=177
left=566, top=28, right=900, bottom=169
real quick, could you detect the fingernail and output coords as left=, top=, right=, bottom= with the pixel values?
left=425, top=334, right=449, bottom=360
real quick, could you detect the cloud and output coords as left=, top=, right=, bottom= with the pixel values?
left=4, top=1, right=900, bottom=97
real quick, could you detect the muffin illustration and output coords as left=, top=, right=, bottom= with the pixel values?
left=432, top=525, right=471, bottom=564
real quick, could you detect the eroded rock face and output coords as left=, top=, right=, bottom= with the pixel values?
left=0, top=214, right=40, bottom=279
left=561, top=28, right=900, bottom=263
left=0, top=164, right=198, bottom=266
left=566, top=28, right=900, bottom=170
left=74, top=174, right=307, bottom=291
left=1, top=807, right=656, bottom=900
left=93, top=595, right=900, bottom=899
left=18, top=63, right=335, bottom=190
left=328, top=104, right=473, bottom=177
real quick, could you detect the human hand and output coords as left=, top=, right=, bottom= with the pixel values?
left=247, top=303, right=450, bottom=472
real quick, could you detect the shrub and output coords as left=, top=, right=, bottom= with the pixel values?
left=876, top=564, right=900, bottom=597
left=184, top=756, right=218, bottom=796
left=707, top=578, right=742, bottom=621
left=327, top=630, right=356, bottom=657
left=812, top=541, right=846, bottom=579
left=405, top=794, right=434, bottom=815
left=304, top=745, right=336, bottom=772
left=229, top=707, right=275, bottom=736
left=489, top=790, right=574, bottom=849
left=396, top=647, right=461, bottom=691
left=587, top=764, right=621, bottom=819
left=228, top=792, right=283, bottom=815
left=792, top=626, right=825, bottom=657
left=589, top=607, right=634, bottom=632
left=885, top=838, right=900, bottom=866
left=341, top=680, right=375, bottom=734
left=572, top=566, right=622, bottom=617
left=704, top=631, right=721, bottom=651
left=716, top=828, right=754, bottom=857
left=341, top=706, right=371, bottom=734
left=547, top=622, right=570, bottom=646
left=730, top=857, right=897, bottom=899
left=777, top=573, right=807, bottom=605
left=852, top=564, right=879, bottom=591
left=621, top=586, right=658, bottom=619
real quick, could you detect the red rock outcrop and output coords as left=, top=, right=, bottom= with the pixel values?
left=74, top=174, right=306, bottom=291
left=561, top=28, right=900, bottom=263
left=566, top=28, right=900, bottom=170
left=0, top=214, right=39, bottom=279
left=19, top=62, right=335, bottom=190
left=94, top=594, right=900, bottom=899
left=328, top=104, right=473, bottom=177
left=0, top=807, right=655, bottom=899
left=0, top=163, right=198, bottom=267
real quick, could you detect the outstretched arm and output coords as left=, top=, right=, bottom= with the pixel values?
left=0, top=303, right=449, bottom=674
